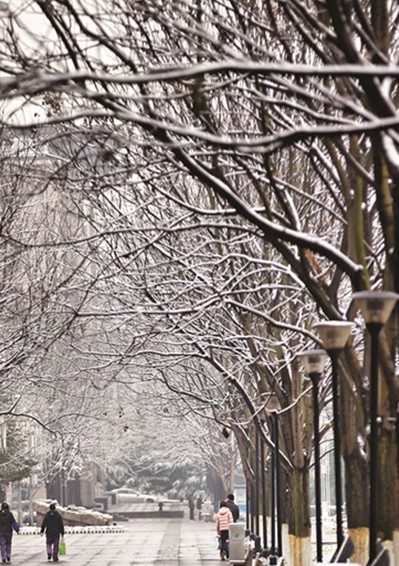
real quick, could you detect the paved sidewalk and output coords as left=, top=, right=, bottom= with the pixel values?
left=7, top=517, right=224, bottom=565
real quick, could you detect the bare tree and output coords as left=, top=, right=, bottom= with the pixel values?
left=0, top=2, right=398, bottom=564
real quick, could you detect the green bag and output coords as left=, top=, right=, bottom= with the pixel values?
left=59, top=537, right=66, bottom=556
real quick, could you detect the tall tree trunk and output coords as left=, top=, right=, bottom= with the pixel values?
left=345, top=448, right=369, bottom=565
left=287, top=467, right=311, bottom=566
left=341, top=352, right=369, bottom=563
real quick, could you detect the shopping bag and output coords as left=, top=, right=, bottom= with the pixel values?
left=59, top=537, right=66, bottom=556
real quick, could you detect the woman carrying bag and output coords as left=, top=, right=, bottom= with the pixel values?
left=0, top=502, right=19, bottom=563
left=40, top=503, right=65, bottom=562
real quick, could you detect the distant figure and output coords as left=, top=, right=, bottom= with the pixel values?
left=0, top=502, right=19, bottom=563
left=216, top=501, right=233, bottom=561
left=40, top=503, right=65, bottom=562
left=188, top=496, right=195, bottom=520
left=225, top=493, right=240, bottom=522
left=196, top=495, right=203, bottom=521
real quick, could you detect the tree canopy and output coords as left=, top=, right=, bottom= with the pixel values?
left=0, top=2, right=398, bottom=565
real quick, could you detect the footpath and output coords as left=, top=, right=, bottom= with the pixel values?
left=8, top=516, right=229, bottom=566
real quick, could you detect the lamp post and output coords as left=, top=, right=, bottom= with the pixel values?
left=254, top=427, right=262, bottom=555
left=352, top=291, right=399, bottom=564
left=264, top=394, right=282, bottom=559
left=272, top=411, right=282, bottom=557
left=246, top=476, right=250, bottom=534
left=298, top=349, right=328, bottom=563
left=254, top=426, right=260, bottom=534
left=249, top=474, right=255, bottom=535
left=270, top=432, right=277, bottom=558
left=260, top=421, right=268, bottom=554
left=313, top=321, right=353, bottom=551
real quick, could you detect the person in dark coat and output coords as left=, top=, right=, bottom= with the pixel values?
left=40, top=503, right=65, bottom=562
left=188, top=496, right=195, bottom=520
left=0, top=503, right=19, bottom=563
left=225, top=493, right=240, bottom=522
left=196, top=495, right=203, bottom=521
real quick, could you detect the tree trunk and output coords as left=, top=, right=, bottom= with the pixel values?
left=46, top=475, right=61, bottom=503
left=378, top=427, right=396, bottom=563
left=345, top=449, right=369, bottom=565
left=287, top=467, right=311, bottom=566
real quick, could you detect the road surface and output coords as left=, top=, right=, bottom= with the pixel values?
left=8, top=517, right=223, bottom=566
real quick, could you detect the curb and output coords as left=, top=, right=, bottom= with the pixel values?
left=19, top=525, right=125, bottom=535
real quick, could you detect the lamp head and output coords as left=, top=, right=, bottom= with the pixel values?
left=263, top=392, right=280, bottom=413
left=352, top=291, right=399, bottom=326
left=298, top=349, right=328, bottom=375
left=312, top=321, right=353, bottom=352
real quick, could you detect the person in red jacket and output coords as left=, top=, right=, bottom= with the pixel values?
left=215, top=501, right=233, bottom=561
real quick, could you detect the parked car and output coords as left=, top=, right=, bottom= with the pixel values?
left=106, top=487, right=157, bottom=503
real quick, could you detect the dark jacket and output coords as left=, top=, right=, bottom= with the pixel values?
left=40, top=510, right=64, bottom=537
left=225, top=499, right=239, bottom=522
left=0, top=510, right=19, bottom=535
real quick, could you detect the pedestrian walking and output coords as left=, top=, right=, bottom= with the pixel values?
left=215, top=501, right=233, bottom=561
left=196, top=495, right=203, bottom=521
left=225, top=493, right=240, bottom=522
left=40, top=503, right=65, bottom=562
left=188, top=496, right=195, bottom=520
left=0, top=502, right=19, bottom=563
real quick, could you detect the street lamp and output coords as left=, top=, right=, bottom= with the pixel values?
left=313, top=320, right=353, bottom=552
left=264, top=393, right=282, bottom=559
left=272, top=411, right=282, bottom=558
left=298, top=349, right=328, bottom=563
left=352, top=291, right=399, bottom=564
left=259, top=420, right=269, bottom=556
left=254, top=426, right=261, bottom=555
